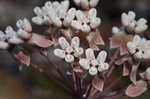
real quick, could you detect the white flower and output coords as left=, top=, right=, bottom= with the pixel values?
left=71, top=8, right=101, bottom=32
left=5, top=26, right=24, bottom=44
left=16, top=18, right=32, bottom=39
left=79, top=48, right=109, bottom=76
left=0, top=31, right=9, bottom=49
left=73, top=0, right=100, bottom=9
left=54, top=36, right=83, bottom=63
left=145, top=67, right=150, bottom=80
left=127, top=35, right=150, bottom=60
left=121, top=11, right=148, bottom=33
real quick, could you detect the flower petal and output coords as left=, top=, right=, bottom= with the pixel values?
left=92, top=76, right=104, bottom=91
left=71, top=36, right=80, bottom=48
left=98, top=63, right=109, bottom=72
left=123, top=63, right=129, bottom=76
left=79, top=58, right=90, bottom=70
left=65, top=54, right=74, bottom=63
left=125, top=80, right=147, bottom=97
left=97, top=50, right=107, bottom=63
left=110, top=37, right=121, bottom=49
left=74, top=47, right=84, bottom=57
left=58, top=37, right=70, bottom=49
left=89, top=66, right=98, bottom=76
left=130, top=65, right=139, bottom=84
left=86, top=48, right=95, bottom=60
left=54, top=49, right=65, bottom=59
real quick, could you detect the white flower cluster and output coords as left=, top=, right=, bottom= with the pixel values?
left=127, top=35, right=150, bottom=60
left=32, top=0, right=101, bottom=32
left=0, top=18, right=32, bottom=49
left=54, top=36, right=84, bottom=63
left=32, top=0, right=71, bottom=27
left=73, top=0, right=100, bottom=9
left=121, top=11, right=148, bottom=33
left=71, top=8, right=101, bottom=33
left=79, top=48, right=109, bottom=75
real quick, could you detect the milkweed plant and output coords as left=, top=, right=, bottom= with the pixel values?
left=1, top=0, right=150, bottom=99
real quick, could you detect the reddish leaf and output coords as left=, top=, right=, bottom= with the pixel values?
left=130, top=65, right=139, bottom=84
left=15, top=51, right=30, bottom=66
left=125, top=80, right=147, bottom=97
left=92, top=77, right=104, bottom=91
left=29, top=33, right=52, bottom=48
left=123, top=63, right=129, bottom=76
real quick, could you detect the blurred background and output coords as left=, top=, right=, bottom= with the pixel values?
left=0, top=0, right=150, bottom=99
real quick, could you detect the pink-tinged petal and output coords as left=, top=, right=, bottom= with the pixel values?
left=120, top=42, right=128, bottom=56
left=29, top=33, right=52, bottom=48
left=15, top=51, right=30, bottom=66
left=89, top=67, right=98, bottom=76
left=86, top=48, right=96, bottom=60
left=79, top=58, right=90, bottom=70
left=110, top=37, right=121, bottom=49
left=58, top=37, right=70, bottom=49
left=123, top=63, right=129, bottom=76
left=125, top=80, right=148, bottom=97
left=93, top=31, right=104, bottom=45
left=97, top=50, right=107, bottom=63
left=65, top=54, right=74, bottom=63
left=139, top=72, right=146, bottom=80
left=89, top=41, right=99, bottom=51
left=130, top=65, right=139, bottom=84
left=71, top=36, right=80, bottom=48
left=52, top=37, right=59, bottom=46
left=92, top=77, right=104, bottom=91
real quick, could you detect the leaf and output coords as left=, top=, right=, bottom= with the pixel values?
left=123, top=63, right=129, bottom=76
left=29, top=33, right=53, bottom=48
left=92, top=77, right=104, bottom=91
left=15, top=51, right=30, bottom=66
left=130, top=65, right=139, bottom=84
left=125, top=80, right=148, bottom=97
